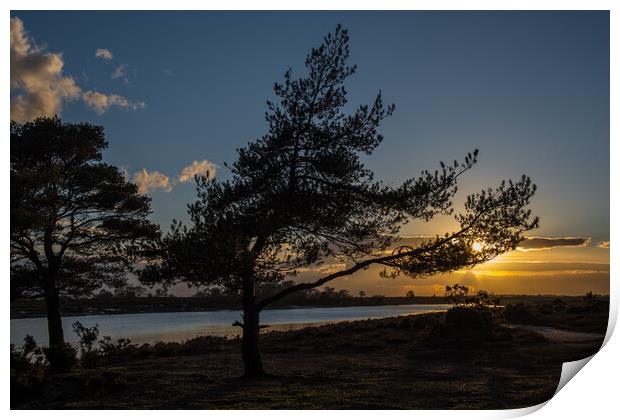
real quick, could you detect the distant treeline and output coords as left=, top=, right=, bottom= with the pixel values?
left=10, top=287, right=606, bottom=319
left=10, top=282, right=430, bottom=318
left=11, top=291, right=436, bottom=319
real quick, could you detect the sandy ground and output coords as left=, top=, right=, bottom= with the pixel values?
left=12, top=308, right=606, bottom=410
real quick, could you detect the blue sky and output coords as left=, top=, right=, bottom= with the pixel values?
left=10, top=11, right=610, bottom=294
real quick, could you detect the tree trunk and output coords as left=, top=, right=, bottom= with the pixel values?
left=44, top=281, right=67, bottom=373
left=44, top=284, right=65, bottom=348
left=241, top=300, right=265, bottom=377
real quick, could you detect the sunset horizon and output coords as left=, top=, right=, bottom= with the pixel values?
left=10, top=11, right=609, bottom=298
left=9, top=8, right=611, bottom=411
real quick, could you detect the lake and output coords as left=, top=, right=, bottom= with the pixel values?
left=11, top=304, right=449, bottom=346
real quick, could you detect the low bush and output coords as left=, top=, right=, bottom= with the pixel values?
left=71, top=321, right=233, bottom=366
left=43, top=343, right=78, bottom=374
left=445, top=306, right=493, bottom=331
left=84, top=368, right=128, bottom=393
left=10, top=336, right=47, bottom=405
left=503, top=303, right=535, bottom=324
left=445, top=284, right=499, bottom=310
left=569, top=291, right=609, bottom=314
left=440, top=284, right=497, bottom=338
left=73, top=321, right=143, bottom=367
left=551, top=298, right=566, bottom=311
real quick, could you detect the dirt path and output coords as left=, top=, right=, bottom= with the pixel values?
left=506, top=324, right=605, bottom=343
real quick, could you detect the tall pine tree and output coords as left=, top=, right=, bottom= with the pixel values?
left=142, top=26, right=539, bottom=377
left=11, top=117, right=159, bottom=371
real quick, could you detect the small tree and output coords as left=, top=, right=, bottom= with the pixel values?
left=10, top=117, right=158, bottom=371
left=445, top=284, right=470, bottom=307
left=406, top=290, right=415, bottom=299
left=142, top=26, right=539, bottom=377
left=583, top=291, right=598, bottom=308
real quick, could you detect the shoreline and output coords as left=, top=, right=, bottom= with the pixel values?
left=10, top=294, right=603, bottom=319
left=11, top=305, right=452, bottom=347
left=11, top=302, right=450, bottom=321
left=11, top=296, right=446, bottom=319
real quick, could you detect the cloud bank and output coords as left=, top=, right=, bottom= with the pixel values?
left=10, top=17, right=144, bottom=122
left=10, top=17, right=82, bottom=122
left=517, top=237, right=590, bottom=251
left=292, top=253, right=609, bottom=298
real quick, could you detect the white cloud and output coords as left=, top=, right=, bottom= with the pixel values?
left=127, top=159, right=217, bottom=194
left=95, top=48, right=113, bottom=60
left=10, top=17, right=144, bottom=122
left=129, top=160, right=217, bottom=195
left=178, top=160, right=217, bottom=183
left=10, top=17, right=81, bottom=122
left=82, top=90, right=145, bottom=114
left=111, top=64, right=127, bottom=80
left=132, top=169, right=172, bottom=194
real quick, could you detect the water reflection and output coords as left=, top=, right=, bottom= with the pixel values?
left=11, top=304, right=450, bottom=346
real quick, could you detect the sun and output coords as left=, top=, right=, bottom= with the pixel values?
left=472, top=241, right=483, bottom=252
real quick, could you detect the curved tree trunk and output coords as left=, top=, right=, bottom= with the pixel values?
left=241, top=300, right=264, bottom=377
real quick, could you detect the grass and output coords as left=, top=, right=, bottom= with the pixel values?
left=12, top=298, right=608, bottom=409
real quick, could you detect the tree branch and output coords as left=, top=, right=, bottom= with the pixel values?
left=255, top=236, right=448, bottom=311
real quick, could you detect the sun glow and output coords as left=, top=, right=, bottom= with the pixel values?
left=472, top=241, right=483, bottom=252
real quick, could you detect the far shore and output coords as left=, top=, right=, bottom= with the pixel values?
left=10, top=294, right=605, bottom=319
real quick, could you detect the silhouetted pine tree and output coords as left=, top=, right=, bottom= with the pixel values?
left=11, top=117, right=159, bottom=372
left=141, top=26, right=539, bottom=377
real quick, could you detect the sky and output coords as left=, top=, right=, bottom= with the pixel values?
left=10, top=11, right=610, bottom=296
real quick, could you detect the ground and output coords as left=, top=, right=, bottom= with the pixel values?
left=12, top=300, right=608, bottom=409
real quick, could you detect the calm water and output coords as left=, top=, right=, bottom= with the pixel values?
left=11, top=304, right=449, bottom=346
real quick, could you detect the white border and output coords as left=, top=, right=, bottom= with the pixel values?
left=3, top=2, right=617, bottom=419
